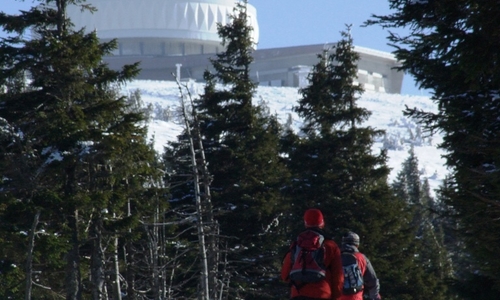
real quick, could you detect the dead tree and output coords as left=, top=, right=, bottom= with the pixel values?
left=176, top=78, right=220, bottom=299
left=25, top=210, right=41, bottom=300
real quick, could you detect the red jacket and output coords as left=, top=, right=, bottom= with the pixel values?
left=281, top=234, right=344, bottom=300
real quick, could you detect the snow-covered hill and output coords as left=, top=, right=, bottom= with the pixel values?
left=122, top=80, right=448, bottom=196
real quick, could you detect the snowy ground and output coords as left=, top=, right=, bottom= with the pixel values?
left=122, top=80, right=448, bottom=197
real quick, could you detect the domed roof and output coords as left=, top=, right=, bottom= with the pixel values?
left=66, top=0, right=259, bottom=45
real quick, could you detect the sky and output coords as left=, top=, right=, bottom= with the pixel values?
left=1, top=0, right=429, bottom=96
left=249, top=0, right=429, bottom=96
left=122, top=80, right=447, bottom=197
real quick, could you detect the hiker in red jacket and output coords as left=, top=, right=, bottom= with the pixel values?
left=281, top=208, right=344, bottom=300
left=340, top=232, right=381, bottom=300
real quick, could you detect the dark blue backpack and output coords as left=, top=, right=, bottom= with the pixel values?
left=341, top=251, right=364, bottom=294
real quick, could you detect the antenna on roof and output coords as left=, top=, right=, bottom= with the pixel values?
left=176, top=64, right=182, bottom=82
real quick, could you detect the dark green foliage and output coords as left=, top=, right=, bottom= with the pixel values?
left=202, top=1, right=290, bottom=298
left=391, top=148, right=450, bottom=299
left=4, top=0, right=496, bottom=298
left=288, top=26, right=391, bottom=231
left=165, top=1, right=290, bottom=298
left=434, top=177, right=489, bottom=299
left=0, top=0, right=160, bottom=298
left=367, top=0, right=500, bottom=293
left=284, top=26, right=437, bottom=300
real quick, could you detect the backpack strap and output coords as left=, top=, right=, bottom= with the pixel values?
left=290, top=280, right=306, bottom=291
left=286, top=241, right=307, bottom=291
left=353, top=251, right=367, bottom=274
left=290, top=236, right=328, bottom=290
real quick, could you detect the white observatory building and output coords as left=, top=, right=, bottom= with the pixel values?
left=67, top=0, right=403, bottom=93
left=67, top=0, right=259, bottom=57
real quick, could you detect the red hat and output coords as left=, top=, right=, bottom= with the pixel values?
left=303, top=208, right=325, bottom=228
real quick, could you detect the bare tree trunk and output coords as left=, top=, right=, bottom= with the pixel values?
left=166, top=246, right=179, bottom=299
left=195, top=123, right=218, bottom=299
left=125, top=242, right=136, bottom=300
left=187, top=83, right=219, bottom=299
left=90, top=217, right=105, bottom=300
left=185, top=89, right=219, bottom=299
left=178, top=81, right=210, bottom=300
left=159, top=208, right=168, bottom=299
left=151, top=209, right=160, bottom=300
left=112, top=234, right=122, bottom=300
left=66, top=209, right=81, bottom=300
left=25, top=209, right=41, bottom=300
left=218, top=240, right=231, bottom=300
left=125, top=198, right=136, bottom=299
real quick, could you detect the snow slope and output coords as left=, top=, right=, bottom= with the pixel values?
left=122, top=80, right=448, bottom=196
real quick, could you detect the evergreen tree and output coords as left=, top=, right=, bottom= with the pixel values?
left=285, top=26, right=431, bottom=300
left=165, top=1, right=290, bottom=298
left=0, top=1, right=160, bottom=298
left=367, top=0, right=500, bottom=293
left=434, top=176, right=494, bottom=299
left=392, top=147, right=425, bottom=231
left=391, top=148, right=450, bottom=299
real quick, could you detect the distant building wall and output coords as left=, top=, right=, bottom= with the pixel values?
left=66, top=0, right=259, bottom=56
left=102, top=44, right=403, bottom=94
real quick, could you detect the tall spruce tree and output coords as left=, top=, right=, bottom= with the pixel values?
left=392, top=147, right=426, bottom=232
left=284, top=26, right=432, bottom=299
left=0, top=1, right=160, bottom=298
left=367, top=0, right=500, bottom=294
left=391, top=147, right=450, bottom=299
left=165, top=1, right=290, bottom=298
left=434, top=176, right=494, bottom=299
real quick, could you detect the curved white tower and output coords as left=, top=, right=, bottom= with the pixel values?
left=67, top=0, right=259, bottom=56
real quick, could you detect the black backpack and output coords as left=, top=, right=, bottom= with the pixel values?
left=289, top=230, right=327, bottom=283
left=341, top=251, right=364, bottom=294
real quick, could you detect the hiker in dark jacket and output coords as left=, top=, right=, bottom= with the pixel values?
left=340, top=232, right=381, bottom=300
left=281, top=208, right=344, bottom=300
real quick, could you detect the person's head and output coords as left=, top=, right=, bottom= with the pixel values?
left=342, top=231, right=360, bottom=247
left=303, top=208, right=325, bottom=229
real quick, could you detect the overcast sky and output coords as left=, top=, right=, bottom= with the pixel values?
left=1, top=0, right=429, bottom=96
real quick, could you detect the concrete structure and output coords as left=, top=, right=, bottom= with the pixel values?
left=250, top=44, right=402, bottom=93
left=67, top=0, right=259, bottom=56
left=67, top=0, right=403, bottom=93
